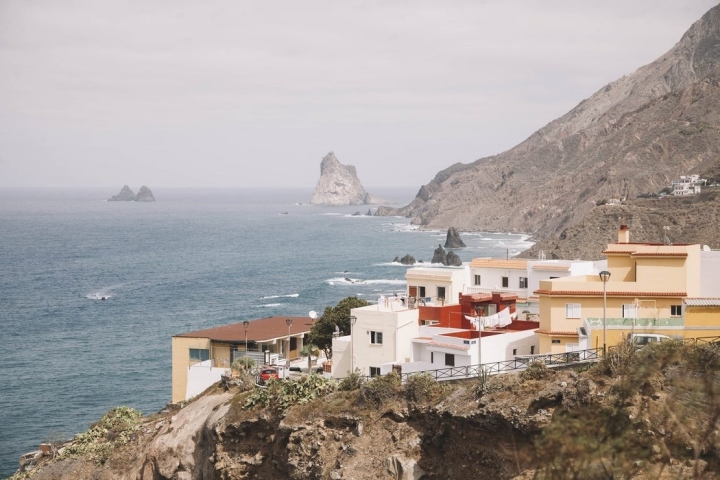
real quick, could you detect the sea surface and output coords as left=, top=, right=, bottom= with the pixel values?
left=0, top=187, right=532, bottom=476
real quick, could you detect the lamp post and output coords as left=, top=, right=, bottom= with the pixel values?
left=349, top=315, right=357, bottom=374
left=475, top=310, right=484, bottom=372
left=286, top=318, right=293, bottom=364
left=243, top=320, right=250, bottom=354
left=599, top=270, right=611, bottom=356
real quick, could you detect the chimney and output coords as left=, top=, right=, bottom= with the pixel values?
left=618, top=224, right=629, bottom=244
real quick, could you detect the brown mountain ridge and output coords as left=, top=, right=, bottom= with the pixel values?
left=377, top=5, right=720, bottom=254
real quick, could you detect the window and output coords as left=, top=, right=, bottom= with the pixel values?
left=519, top=277, right=528, bottom=288
left=369, top=367, right=381, bottom=377
left=671, top=305, right=682, bottom=317
left=370, top=331, right=383, bottom=345
left=502, top=277, right=509, bottom=288
left=418, top=286, right=426, bottom=298
left=189, top=348, right=210, bottom=362
left=430, top=352, right=434, bottom=363
left=512, top=348, right=517, bottom=356
left=550, top=276, right=559, bottom=280
left=474, top=275, right=481, bottom=286
left=437, top=286, right=446, bottom=300
left=551, top=339, right=561, bottom=344
left=531, top=346, right=536, bottom=354
left=622, top=304, right=637, bottom=318
left=565, top=303, right=581, bottom=319
left=445, top=353, right=455, bottom=366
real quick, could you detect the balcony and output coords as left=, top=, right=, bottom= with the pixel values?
left=585, top=317, right=684, bottom=327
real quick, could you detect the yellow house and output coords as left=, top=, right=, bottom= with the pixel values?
left=535, top=225, right=720, bottom=354
left=171, top=316, right=312, bottom=403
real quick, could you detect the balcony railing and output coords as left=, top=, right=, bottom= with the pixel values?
left=586, top=317, right=683, bottom=327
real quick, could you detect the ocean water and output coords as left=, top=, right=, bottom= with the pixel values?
left=0, top=187, right=532, bottom=476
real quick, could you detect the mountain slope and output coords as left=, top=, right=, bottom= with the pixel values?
left=377, top=5, right=720, bottom=240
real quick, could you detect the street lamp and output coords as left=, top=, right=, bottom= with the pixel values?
left=599, top=270, right=611, bottom=356
left=349, top=316, right=357, bottom=373
left=243, top=320, right=250, bottom=354
left=286, top=318, right=293, bottom=363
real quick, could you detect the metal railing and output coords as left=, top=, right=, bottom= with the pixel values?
left=586, top=317, right=683, bottom=327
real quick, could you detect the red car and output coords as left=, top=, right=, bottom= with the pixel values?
left=258, top=367, right=279, bottom=385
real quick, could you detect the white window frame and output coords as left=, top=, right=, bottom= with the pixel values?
left=622, top=304, right=638, bottom=319
left=565, top=303, right=581, bottom=319
left=370, top=331, right=383, bottom=345
left=369, top=366, right=381, bottom=377
left=670, top=305, right=682, bottom=317
left=519, top=277, right=528, bottom=289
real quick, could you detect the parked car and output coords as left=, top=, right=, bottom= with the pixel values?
left=257, top=367, right=279, bottom=385
left=631, top=333, right=671, bottom=348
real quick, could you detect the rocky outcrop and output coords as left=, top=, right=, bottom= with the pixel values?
left=445, top=251, right=462, bottom=267
left=431, top=245, right=447, bottom=264
left=393, top=254, right=416, bottom=265
left=108, top=185, right=136, bottom=201
left=108, top=185, right=155, bottom=202
left=135, top=186, right=155, bottom=202
left=444, top=227, right=466, bottom=248
left=310, top=152, right=382, bottom=205
left=376, top=4, right=720, bottom=244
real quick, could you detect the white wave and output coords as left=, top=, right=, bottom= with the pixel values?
left=260, top=293, right=299, bottom=299
left=255, top=303, right=284, bottom=308
left=363, top=279, right=407, bottom=285
left=325, top=277, right=365, bottom=285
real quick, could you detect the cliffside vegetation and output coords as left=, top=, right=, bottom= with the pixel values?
left=13, top=339, right=720, bottom=479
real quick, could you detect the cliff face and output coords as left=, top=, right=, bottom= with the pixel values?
left=310, top=152, right=382, bottom=205
left=17, top=345, right=720, bottom=479
left=377, top=5, right=720, bottom=242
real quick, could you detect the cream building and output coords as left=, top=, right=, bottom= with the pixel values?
left=405, top=266, right=468, bottom=305
left=535, top=225, right=716, bottom=354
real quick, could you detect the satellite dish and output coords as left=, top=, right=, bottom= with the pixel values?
left=309, top=310, right=318, bottom=320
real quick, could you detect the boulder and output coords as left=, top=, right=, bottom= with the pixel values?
left=445, top=251, right=462, bottom=266
left=136, top=186, right=156, bottom=202
left=108, top=185, right=136, bottom=201
left=431, top=245, right=447, bottom=264
left=444, top=227, right=466, bottom=248
left=399, top=254, right=416, bottom=265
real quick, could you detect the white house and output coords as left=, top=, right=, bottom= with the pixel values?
left=405, top=265, right=468, bottom=305
left=331, top=302, right=419, bottom=378
left=671, top=174, right=705, bottom=196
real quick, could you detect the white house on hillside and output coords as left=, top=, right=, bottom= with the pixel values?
left=405, top=266, right=468, bottom=305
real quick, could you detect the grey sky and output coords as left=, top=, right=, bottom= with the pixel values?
left=0, top=1, right=717, bottom=190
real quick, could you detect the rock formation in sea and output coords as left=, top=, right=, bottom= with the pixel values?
left=135, top=186, right=156, bottom=202
left=108, top=185, right=137, bottom=201
left=431, top=245, right=447, bottom=265
left=445, top=251, right=462, bottom=267
left=376, top=4, right=720, bottom=253
left=309, top=152, right=383, bottom=205
left=393, top=254, right=416, bottom=265
left=444, top=227, right=466, bottom=248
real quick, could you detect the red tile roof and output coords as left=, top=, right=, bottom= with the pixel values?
left=175, top=316, right=314, bottom=342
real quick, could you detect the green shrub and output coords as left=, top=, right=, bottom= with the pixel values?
left=472, top=368, right=491, bottom=398
left=404, top=373, right=443, bottom=402
left=520, top=361, right=550, bottom=381
left=338, top=370, right=364, bottom=391
left=61, top=406, right=142, bottom=464
left=244, top=374, right=336, bottom=411
left=358, top=372, right=401, bottom=406
left=232, top=356, right=256, bottom=373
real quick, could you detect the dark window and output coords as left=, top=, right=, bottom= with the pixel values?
left=474, top=275, right=481, bottom=285
left=445, top=353, right=455, bottom=367
left=671, top=305, right=682, bottom=316
left=502, top=277, right=509, bottom=288
left=189, top=348, right=210, bottom=362
left=418, top=286, right=426, bottom=298
left=551, top=340, right=561, bottom=344
left=512, top=348, right=517, bottom=355
left=430, top=352, right=434, bottom=363
left=531, top=346, right=536, bottom=354
left=519, top=277, right=528, bottom=288
left=370, top=331, right=383, bottom=344
left=437, top=286, right=446, bottom=300
left=369, top=367, right=381, bottom=377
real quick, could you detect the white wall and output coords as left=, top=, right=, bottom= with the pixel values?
left=527, top=260, right=602, bottom=296
left=701, top=251, right=720, bottom=297
left=331, top=336, right=351, bottom=378
left=470, top=266, right=526, bottom=293
left=351, top=305, right=419, bottom=376
left=185, top=360, right=228, bottom=400
left=405, top=266, right=468, bottom=304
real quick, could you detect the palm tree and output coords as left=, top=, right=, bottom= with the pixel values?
left=300, top=344, right=321, bottom=373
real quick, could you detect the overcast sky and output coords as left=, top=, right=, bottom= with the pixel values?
left=0, top=1, right=717, bottom=190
